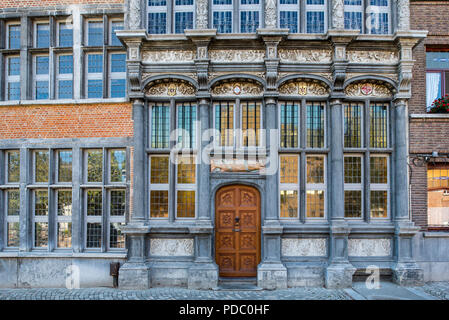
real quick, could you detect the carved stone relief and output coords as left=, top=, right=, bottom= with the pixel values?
left=129, top=0, right=141, bottom=30
left=150, top=238, right=194, bottom=256
left=278, top=49, right=332, bottom=63
left=196, top=0, right=208, bottom=29
left=347, top=50, right=399, bottom=64
left=265, top=0, right=277, bottom=28
left=211, top=81, right=263, bottom=96
left=142, top=72, right=198, bottom=83
left=279, top=72, right=333, bottom=82
left=143, top=50, right=195, bottom=63
left=348, top=238, right=392, bottom=257
left=208, top=72, right=265, bottom=82
left=144, top=81, right=196, bottom=96
left=279, top=80, right=329, bottom=96
left=209, top=49, right=265, bottom=63
left=345, top=82, right=393, bottom=97
left=282, top=238, right=327, bottom=257
left=332, top=0, right=345, bottom=30
left=346, top=73, right=398, bottom=82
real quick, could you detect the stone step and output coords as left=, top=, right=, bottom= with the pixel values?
left=216, top=278, right=261, bottom=291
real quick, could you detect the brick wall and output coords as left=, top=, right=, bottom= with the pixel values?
left=410, top=1, right=449, bottom=228
left=0, top=103, right=133, bottom=139
left=0, top=0, right=124, bottom=8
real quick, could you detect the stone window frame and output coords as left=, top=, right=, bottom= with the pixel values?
left=56, top=20, right=74, bottom=48
left=6, top=22, right=21, bottom=50
left=55, top=189, right=72, bottom=249
left=32, top=54, right=50, bottom=100
left=32, top=188, right=49, bottom=249
left=211, top=0, right=262, bottom=34
left=3, top=189, right=20, bottom=249
left=82, top=148, right=127, bottom=252
left=4, top=56, right=20, bottom=101
left=149, top=154, right=171, bottom=219
left=174, top=155, right=198, bottom=219
left=369, top=153, right=390, bottom=219
left=147, top=0, right=196, bottom=34
left=33, top=20, right=50, bottom=49
left=343, top=0, right=392, bottom=35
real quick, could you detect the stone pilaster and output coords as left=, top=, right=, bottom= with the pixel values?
left=264, top=0, right=277, bottom=29
left=331, top=0, right=345, bottom=30
left=196, top=0, right=208, bottom=29
left=397, top=0, right=411, bottom=32
left=128, top=0, right=143, bottom=30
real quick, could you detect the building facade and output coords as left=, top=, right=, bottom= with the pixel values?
left=0, top=0, right=444, bottom=290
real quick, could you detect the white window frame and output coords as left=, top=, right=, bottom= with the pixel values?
left=343, top=154, right=364, bottom=220
left=147, top=0, right=169, bottom=34
left=212, top=1, right=234, bottom=33
left=85, top=19, right=104, bottom=47
left=366, top=0, right=391, bottom=35
left=305, top=154, right=327, bottom=220
left=55, top=189, right=72, bottom=249
left=5, top=55, right=20, bottom=101
left=6, top=22, right=20, bottom=50
left=57, top=20, right=73, bottom=47
left=305, top=0, right=327, bottom=34
left=175, top=155, right=198, bottom=219
left=173, top=0, right=196, bottom=33
left=369, top=154, right=390, bottom=220
left=239, top=0, right=262, bottom=33
left=279, top=154, right=300, bottom=220
left=56, top=54, right=74, bottom=100
left=4, top=189, right=20, bottom=248
left=278, top=0, right=300, bottom=32
left=109, top=52, right=127, bottom=98
left=33, top=21, right=50, bottom=48
left=343, top=0, right=364, bottom=33
left=32, top=54, right=50, bottom=100
left=32, top=189, right=49, bottom=249
left=149, top=155, right=170, bottom=220
left=85, top=52, right=104, bottom=99
left=109, top=19, right=124, bottom=46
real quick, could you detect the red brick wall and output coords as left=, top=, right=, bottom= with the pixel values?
left=410, top=1, right=449, bottom=228
left=0, top=103, right=133, bottom=139
left=0, top=0, right=123, bottom=7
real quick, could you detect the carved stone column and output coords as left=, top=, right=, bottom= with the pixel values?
left=397, top=0, right=410, bottom=32
left=331, top=0, right=345, bottom=30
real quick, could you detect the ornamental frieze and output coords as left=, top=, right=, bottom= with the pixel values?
left=345, top=82, right=393, bottom=98
left=211, top=81, right=263, bottom=96
left=209, top=49, right=265, bottom=63
left=208, top=72, right=265, bottom=82
left=143, top=50, right=195, bottom=63
left=144, top=81, right=196, bottom=96
left=278, top=72, right=333, bottom=82
left=278, top=49, right=332, bottom=63
left=346, top=73, right=398, bottom=82
left=347, top=50, right=399, bottom=64
left=279, top=81, right=329, bottom=96
left=142, top=72, right=198, bottom=83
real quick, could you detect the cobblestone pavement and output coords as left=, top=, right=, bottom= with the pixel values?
left=0, top=282, right=448, bottom=300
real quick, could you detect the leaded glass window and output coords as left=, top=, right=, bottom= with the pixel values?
left=306, top=155, right=326, bottom=218
left=280, top=101, right=299, bottom=148
left=370, top=103, right=388, bottom=148
left=306, top=0, right=326, bottom=33
left=86, top=149, right=103, bottom=183
left=5, top=188, right=20, bottom=247
left=280, top=155, right=299, bottom=218
left=241, top=101, right=261, bottom=147
left=34, top=55, right=50, bottom=100
left=150, top=156, right=169, bottom=218
left=6, top=150, right=20, bottom=183
left=176, top=156, right=196, bottom=218
left=34, top=150, right=49, bottom=183
left=344, top=0, right=390, bottom=34
left=177, top=103, right=197, bottom=149
left=306, top=102, right=325, bottom=148
left=147, top=0, right=194, bottom=34
left=58, top=22, right=73, bottom=47
left=58, top=150, right=72, bottom=183
left=56, top=189, right=72, bottom=248
left=57, top=55, right=73, bottom=99
left=110, top=53, right=126, bottom=98
left=33, top=190, right=49, bottom=248
left=7, top=24, right=20, bottom=49
left=370, top=155, right=389, bottom=218
left=110, top=20, right=124, bottom=46
left=35, top=23, right=50, bottom=48
left=151, top=103, right=170, bottom=149
left=214, top=102, right=235, bottom=147
left=344, top=155, right=363, bottom=218
left=110, top=149, right=126, bottom=183
left=6, top=56, right=20, bottom=100
left=87, top=21, right=104, bottom=46
left=344, top=103, right=362, bottom=148
left=110, top=222, right=125, bottom=248
left=86, top=54, right=103, bottom=98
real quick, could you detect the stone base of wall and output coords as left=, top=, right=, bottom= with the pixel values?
left=285, top=264, right=325, bottom=287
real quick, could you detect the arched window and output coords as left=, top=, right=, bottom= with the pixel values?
left=147, top=0, right=195, bottom=34
left=344, top=0, right=391, bottom=34
left=278, top=0, right=328, bottom=34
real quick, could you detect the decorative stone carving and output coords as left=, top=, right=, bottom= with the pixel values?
left=143, top=50, right=195, bottom=63
left=279, top=80, right=329, bottom=96
left=209, top=50, right=265, bottom=63
left=347, top=50, right=399, bottom=64
left=332, top=0, right=345, bottom=30
left=208, top=72, right=265, bottom=82
left=150, top=238, right=194, bottom=256
left=211, top=158, right=265, bottom=172
left=397, top=0, right=410, bottom=31
left=211, top=81, right=263, bottom=96
left=145, top=81, right=196, bottom=96
left=348, top=239, right=392, bottom=257
left=129, top=0, right=141, bottom=30
left=265, top=0, right=277, bottom=29
left=279, top=72, right=333, bottom=82
left=345, top=82, right=393, bottom=97
left=346, top=73, right=398, bottom=82
left=142, top=72, right=198, bottom=83
left=278, top=49, right=332, bottom=63
left=282, top=238, right=327, bottom=257
left=196, top=0, right=208, bottom=29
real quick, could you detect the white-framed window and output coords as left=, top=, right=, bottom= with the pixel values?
left=109, top=52, right=127, bottom=98
left=306, top=154, right=326, bottom=219
left=147, top=0, right=195, bottom=34
left=5, top=56, right=21, bottom=101
left=33, top=55, right=50, bottom=100
left=279, top=154, right=300, bottom=219
left=344, top=155, right=364, bottom=218
left=34, top=21, right=50, bottom=48
left=212, top=0, right=261, bottom=33
left=149, top=155, right=170, bottom=219
left=86, top=19, right=104, bottom=46
left=32, top=189, right=49, bottom=248
left=85, top=53, right=104, bottom=99
left=110, top=19, right=124, bottom=46
left=4, top=189, right=20, bottom=248
left=344, top=0, right=391, bottom=34
left=369, top=154, right=389, bottom=219
left=56, top=54, right=74, bottom=99
left=305, top=0, right=327, bottom=33
left=6, top=22, right=21, bottom=50
left=278, top=0, right=300, bottom=33
left=57, top=21, right=73, bottom=47
left=343, top=0, right=363, bottom=32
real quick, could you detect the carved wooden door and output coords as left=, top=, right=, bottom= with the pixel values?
left=215, top=185, right=261, bottom=277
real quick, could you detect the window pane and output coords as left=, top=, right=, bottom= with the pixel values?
left=8, top=57, right=20, bottom=76
left=307, top=156, right=324, bottom=184
left=151, top=104, right=170, bottom=148
left=7, top=222, right=20, bottom=247
left=177, top=190, right=195, bottom=218
left=370, top=103, right=388, bottom=148
left=7, top=190, right=20, bottom=216
left=241, top=101, right=261, bottom=147
left=175, top=12, right=194, bottom=34
left=87, top=190, right=102, bottom=216
left=426, top=52, right=449, bottom=70
left=8, top=25, right=21, bottom=49
left=110, top=190, right=126, bottom=216
left=111, top=79, right=126, bottom=98
left=177, top=156, right=196, bottom=184
left=370, top=156, right=387, bottom=184
left=58, top=150, right=72, bottom=182
left=345, top=190, right=362, bottom=218
left=87, top=150, right=103, bottom=182
left=34, top=222, right=48, bottom=247
left=370, top=190, right=387, bottom=218
left=344, top=103, right=362, bottom=148
left=280, top=102, right=299, bottom=148
left=368, top=12, right=388, bottom=34
left=149, top=0, right=167, bottom=5
left=148, top=13, right=167, bottom=34
left=36, top=81, right=49, bottom=100
left=111, top=21, right=124, bottom=46
left=59, top=55, right=73, bottom=74
left=306, top=11, right=325, bottom=33
left=215, top=102, right=234, bottom=146
left=110, top=150, right=126, bottom=182
left=280, top=11, right=298, bottom=33
left=7, top=150, right=20, bottom=183
left=59, top=23, right=73, bottom=47
left=88, top=21, right=103, bottom=46
left=110, top=222, right=125, bottom=248
left=240, top=11, right=259, bottom=33
left=34, top=190, right=48, bottom=216
left=36, top=56, right=49, bottom=74
left=111, top=54, right=126, bottom=72
left=344, top=156, right=362, bottom=184
left=306, top=102, right=325, bottom=148
left=58, top=80, right=73, bottom=99
left=344, top=11, right=362, bottom=31
left=151, top=157, right=169, bottom=184
left=428, top=166, right=449, bottom=190
left=213, top=11, right=233, bottom=33
left=426, top=72, right=442, bottom=110
left=280, top=190, right=298, bottom=218
left=35, top=150, right=49, bottom=183
left=57, top=222, right=72, bottom=248
left=177, top=103, right=197, bottom=148
left=36, top=24, right=50, bottom=48
left=280, top=155, right=298, bottom=184
left=306, top=190, right=325, bottom=218
left=150, top=190, right=169, bottom=218
left=86, top=223, right=102, bottom=248
left=88, top=80, right=103, bottom=98
left=58, top=190, right=72, bottom=216
left=88, top=54, right=103, bottom=73
left=7, top=82, right=21, bottom=100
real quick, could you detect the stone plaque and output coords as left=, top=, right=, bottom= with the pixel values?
left=150, top=238, right=194, bottom=256
left=348, top=238, right=392, bottom=257
left=282, top=238, right=327, bottom=257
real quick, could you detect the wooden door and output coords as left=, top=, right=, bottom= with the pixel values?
left=215, top=185, right=261, bottom=277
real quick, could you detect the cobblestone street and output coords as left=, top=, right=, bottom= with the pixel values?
left=0, top=282, right=448, bottom=300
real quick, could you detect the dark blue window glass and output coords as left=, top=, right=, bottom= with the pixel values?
left=176, top=0, right=193, bottom=4
left=151, top=104, right=170, bottom=148
left=8, top=57, right=20, bottom=76
left=148, top=13, right=167, bottom=34
left=280, top=102, right=299, bottom=148
left=370, top=0, right=388, bottom=6
left=58, top=80, right=73, bottom=99
left=111, top=21, right=124, bottom=46
left=175, top=12, right=194, bottom=34
left=88, top=21, right=104, bottom=46
left=36, top=81, right=49, bottom=100
left=59, top=55, right=73, bottom=74
left=213, top=0, right=232, bottom=4
left=369, top=12, right=388, bottom=34
left=344, top=0, right=361, bottom=4
left=241, top=0, right=259, bottom=4
left=88, top=54, right=103, bottom=73
left=36, top=24, right=50, bottom=48
left=307, top=0, right=324, bottom=4
left=280, top=11, right=298, bottom=33
left=240, top=11, right=259, bottom=33
left=344, top=11, right=362, bottom=31
left=7, top=83, right=21, bottom=100
left=177, top=103, right=197, bottom=148
left=213, top=11, right=232, bottom=33
left=306, top=11, right=325, bottom=33
left=280, top=0, right=297, bottom=3
left=36, top=56, right=49, bottom=75
left=59, top=24, right=73, bottom=47
left=111, top=79, right=126, bottom=98
left=111, top=54, right=126, bottom=73
left=148, top=0, right=167, bottom=5
left=88, top=80, right=103, bottom=98
left=8, top=25, right=21, bottom=49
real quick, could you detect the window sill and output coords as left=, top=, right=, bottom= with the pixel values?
left=410, top=113, right=449, bottom=119
left=0, top=97, right=128, bottom=106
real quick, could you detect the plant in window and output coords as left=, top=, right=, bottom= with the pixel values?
left=429, top=95, right=449, bottom=113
